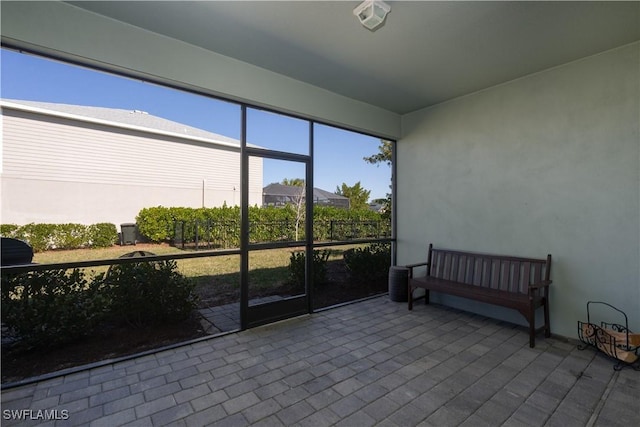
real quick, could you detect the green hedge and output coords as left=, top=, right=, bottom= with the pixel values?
left=1, top=269, right=107, bottom=347
left=98, top=260, right=198, bottom=328
left=1, top=260, right=198, bottom=348
left=136, top=205, right=390, bottom=245
left=344, top=243, right=391, bottom=287
left=0, top=204, right=390, bottom=253
left=1, top=223, right=118, bottom=252
left=288, top=249, right=331, bottom=287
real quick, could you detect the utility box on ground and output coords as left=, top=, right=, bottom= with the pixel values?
left=120, top=223, right=137, bottom=246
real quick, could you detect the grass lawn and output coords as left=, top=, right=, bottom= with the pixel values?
left=31, top=243, right=367, bottom=307
left=33, top=243, right=241, bottom=278
left=32, top=243, right=359, bottom=278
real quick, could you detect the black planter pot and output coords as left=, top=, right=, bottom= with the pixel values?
left=388, top=266, right=409, bottom=302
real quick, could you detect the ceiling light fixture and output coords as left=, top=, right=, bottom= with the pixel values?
left=353, top=0, right=391, bottom=31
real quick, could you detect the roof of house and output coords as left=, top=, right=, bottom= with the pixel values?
left=1, top=98, right=241, bottom=147
left=263, top=183, right=349, bottom=204
left=312, top=187, right=349, bottom=204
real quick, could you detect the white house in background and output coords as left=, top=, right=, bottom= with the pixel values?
left=0, top=99, right=263, bottom=228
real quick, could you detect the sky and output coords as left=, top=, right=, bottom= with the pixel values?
left=0, top=49, right=391, bottom=200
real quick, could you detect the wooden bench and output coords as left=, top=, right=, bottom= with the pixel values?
left=407, top=244, right=552, bottom=348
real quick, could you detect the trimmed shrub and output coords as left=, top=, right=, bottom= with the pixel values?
left=136, top=205, right=390, bottom=245
left=288, top=249, right=331, bottom=286
left=88, top=223, right=119, bottom=248
left=1, top=261, right=198, bottom=348
left=52, top=223, right=88, bottom=250
left=344, top=243, right=391, bottom=287
left=0, top=224, right=20, bottom=238
left=19, top=223, right=57, bottom=252
left=0, top=269, right=107, bottom=348
left=136, top=206, right=175, bottom=242
left=0, top=223, right=118, bottom=252
left=98, top=260, right=198, bottom=327
left=313, top=206, right=390, bottom=241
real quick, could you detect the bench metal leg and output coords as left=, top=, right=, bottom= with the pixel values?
left=408, top=287, right=429, bottom=311
left=408, top=285, right=413, bottom=310
left=529, top=322, right=536, bottom=348
left=527, top=305, right=536, bottom=348
left=544, top=299, right=551, bottom=338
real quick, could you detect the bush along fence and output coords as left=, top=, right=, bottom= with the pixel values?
left=0, top=223, right=118, bottom=252
left=139, top=205, right=391, bottom=249
left=0, top=205, right=390, bottom=253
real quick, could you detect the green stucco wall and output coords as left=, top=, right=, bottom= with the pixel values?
left=398, top=42, right=640, bottom=339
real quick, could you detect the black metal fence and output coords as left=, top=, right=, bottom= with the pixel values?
left=172, top=219, right=391, bottom=250
left=173, top=220, right=239, bottom=250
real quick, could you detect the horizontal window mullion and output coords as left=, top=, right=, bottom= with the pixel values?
left=0, top=248, right=241, bottom=274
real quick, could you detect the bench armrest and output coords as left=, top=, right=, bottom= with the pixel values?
left=405, top=262, right=429, bottom=278
left=528, top=280, right=552, bottom=290
left=529, top=280, right=551, bottom=295
left=405, top=262, right=428, bottom=269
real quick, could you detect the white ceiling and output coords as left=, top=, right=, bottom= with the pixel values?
left=68, top=1, right=640, bottom=115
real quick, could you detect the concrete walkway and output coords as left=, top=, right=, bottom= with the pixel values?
left=198, top=296, right=284, bottom=334
left=1, top=296, right=638, bottom=426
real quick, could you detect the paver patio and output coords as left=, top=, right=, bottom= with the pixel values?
left=1, top=296, right=638, bottom=426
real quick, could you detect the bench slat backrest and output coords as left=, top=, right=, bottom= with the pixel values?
left=428, top=245, right=550, bottom=294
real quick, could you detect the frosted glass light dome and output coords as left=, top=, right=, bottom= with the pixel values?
left=353, top=0, right=391, bottom=31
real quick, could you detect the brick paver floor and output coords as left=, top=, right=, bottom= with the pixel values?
left=2, top=296, right=638, bottom=426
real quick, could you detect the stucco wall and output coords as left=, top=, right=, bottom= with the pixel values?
left=398, top=43, right=640, bottom=339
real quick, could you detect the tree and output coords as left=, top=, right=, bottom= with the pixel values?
left=336, top=182, right=371, bottom=210
left=364, top=139, right=393, bottom=218
left=281, top=178, right=305, bottom=187
left=363, top=140, right=392, bottom=167
left=281, top=178, right=305, bottom=239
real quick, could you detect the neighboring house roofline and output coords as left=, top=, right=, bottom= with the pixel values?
left=312, top=186, right=349, bottom=202
left=262, top=183, right=350, bottom=208
left=263, top=183, right=349, bottom=200
left=1, top=99, right=244, bottom=151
